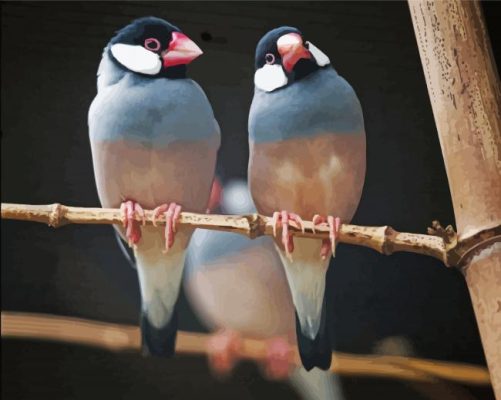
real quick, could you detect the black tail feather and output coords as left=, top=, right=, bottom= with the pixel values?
left=295, top=299, right=332, bottom=371
left=140, top=309, right=178, bottom=358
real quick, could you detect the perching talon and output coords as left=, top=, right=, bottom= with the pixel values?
left=120, top=200, right=145, bottom=247
left=272, top=210, right=304, bottom=261
left=313, top=215, right=341, bottom=259
left=207, top=330, right=242, bottom=378
left=153, top=202, right=182, bottom=253
left=262, top=337, right=293, bottom=380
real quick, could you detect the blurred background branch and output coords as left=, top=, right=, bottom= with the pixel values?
left=0, top=311, right=491, bottom=386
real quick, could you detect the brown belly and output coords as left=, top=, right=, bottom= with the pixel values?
left=184, top=243, right=296, bottom=340
left=249, top=132, right=366, bottom=222
left=90, top=138, right=218, bottom=212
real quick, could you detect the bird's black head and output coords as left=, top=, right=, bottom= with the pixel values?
left=107, top=17, right=203, bottom=79
left=254, top=26, right=331, bottom=92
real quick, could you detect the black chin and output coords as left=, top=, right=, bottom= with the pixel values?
left=159, top=65, right=187, bottom=79
left=292, top=58, right=320, bottom=81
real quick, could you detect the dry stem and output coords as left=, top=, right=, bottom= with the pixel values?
left=2, top=203, right=500, bottom=267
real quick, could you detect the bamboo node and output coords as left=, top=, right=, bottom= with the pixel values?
left=381, top=226, right=395, bottom=255
left=48, top=203, right=66, bottom=228
left=456, top=234, right=501, bottom=271
left=245, top=213, right=263, bottom=239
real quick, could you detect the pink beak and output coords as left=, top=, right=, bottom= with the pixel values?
left=162, top=32, right=203, bottom=68
left=277, top=32, right=311, bottom=73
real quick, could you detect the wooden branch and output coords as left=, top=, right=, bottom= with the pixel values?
left=2, top=203, right=500, bottom=267
left=0, top=311, right=491, bottom=386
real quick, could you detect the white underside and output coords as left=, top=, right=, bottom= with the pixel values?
left=135, top=227, right=187, bottom=328
left=276, top=237, right=329, bottom=339
left=290, top=367, right=344, bottom=400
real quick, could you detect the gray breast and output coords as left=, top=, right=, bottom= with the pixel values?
left=185, top=230, right=273, bottom=278
left=249, top=67, right=364, bottom=144
left=89, top=57, right=220, bottom=148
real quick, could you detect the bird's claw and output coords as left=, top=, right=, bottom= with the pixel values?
left=272, top=210, right=304, bottom=261
left=207, top=330, right=242, bottom=378
left=312, top=214, right=323, bottom=234
left=120, top=200, right=145, bottom=247
left=153, top=202, right=182, bottom=253
left=313, top=215, right=341, bottom=259
left=262, top=337, right=292, bottom=380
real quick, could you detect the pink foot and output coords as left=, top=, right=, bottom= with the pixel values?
left=312, top=215, right=341, bottom=259
left=206, top=177, right=223, bottom=213
left=207, top=330, right=242, bottom=377
left=152, top=202, right=182, bottom=253
left=120, top=200, right=145, bottom=247
left=271, top=210, right=305, bottom=261
left=262, top=337, right=293, bottom=380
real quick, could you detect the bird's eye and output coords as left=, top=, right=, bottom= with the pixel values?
left=144, top=38, right=161, bottom=52
left=265, top=53, right=275, bottom=65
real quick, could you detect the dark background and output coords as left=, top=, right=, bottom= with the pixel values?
left=1, top=2, right=500, bottom=399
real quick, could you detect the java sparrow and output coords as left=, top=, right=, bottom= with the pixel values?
left=184, top=179, right=345, bottom=400
left=185, top=179, right=295, bottom=379
left=88, top=17, right=220, bottom=357
left=248, top=27, right=366, bottom=370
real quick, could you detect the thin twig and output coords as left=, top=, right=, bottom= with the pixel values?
left=2, top=203, right=500, bottom=267
left=0, top=312, right=491, bottom=385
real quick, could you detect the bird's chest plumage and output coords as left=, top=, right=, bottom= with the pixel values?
left=249, top=134, right=365, bottom=221
left=185, top=234, right=295, bottom=338
left=89, top=74, right=219, bottom=145
left=91, top=139, right=218, bottom=211
left=89, top=74, right=220, bottom=211
left=248, top=68, right=366, bottom=220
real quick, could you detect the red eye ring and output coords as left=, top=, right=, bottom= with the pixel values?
left=265, top=53, right=275, bottom=65
left=144, top=38, right=161, bottom=52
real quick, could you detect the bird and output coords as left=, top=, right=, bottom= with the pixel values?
left=248, top=26, right=366, bottom=371
left=88, top=17, right=220, bottom=358
left=184, top=179, right=344, bottom=400
left=185, top=178, right=295, bottom=378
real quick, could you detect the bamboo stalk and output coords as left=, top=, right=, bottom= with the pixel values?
left=0, top=311, right=491, bottom=386
left=408, top=1, right=501, bottom=397
left=2, top=202, right=499, bottom=267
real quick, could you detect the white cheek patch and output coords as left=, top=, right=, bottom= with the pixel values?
left=306, top=41, right=330, bottom=67
left=110, top=43, right=161, bottom=75
left=254, top=64, right=288, bottom=92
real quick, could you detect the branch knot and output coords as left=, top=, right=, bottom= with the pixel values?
left=48, top=203, right=65, bottom=227
left=427, top=220, right=457, bottom=247
left=244, top=213, right=262, bottom=239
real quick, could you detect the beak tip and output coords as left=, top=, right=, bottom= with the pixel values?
left=163, top=34, right=204, bottom=67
